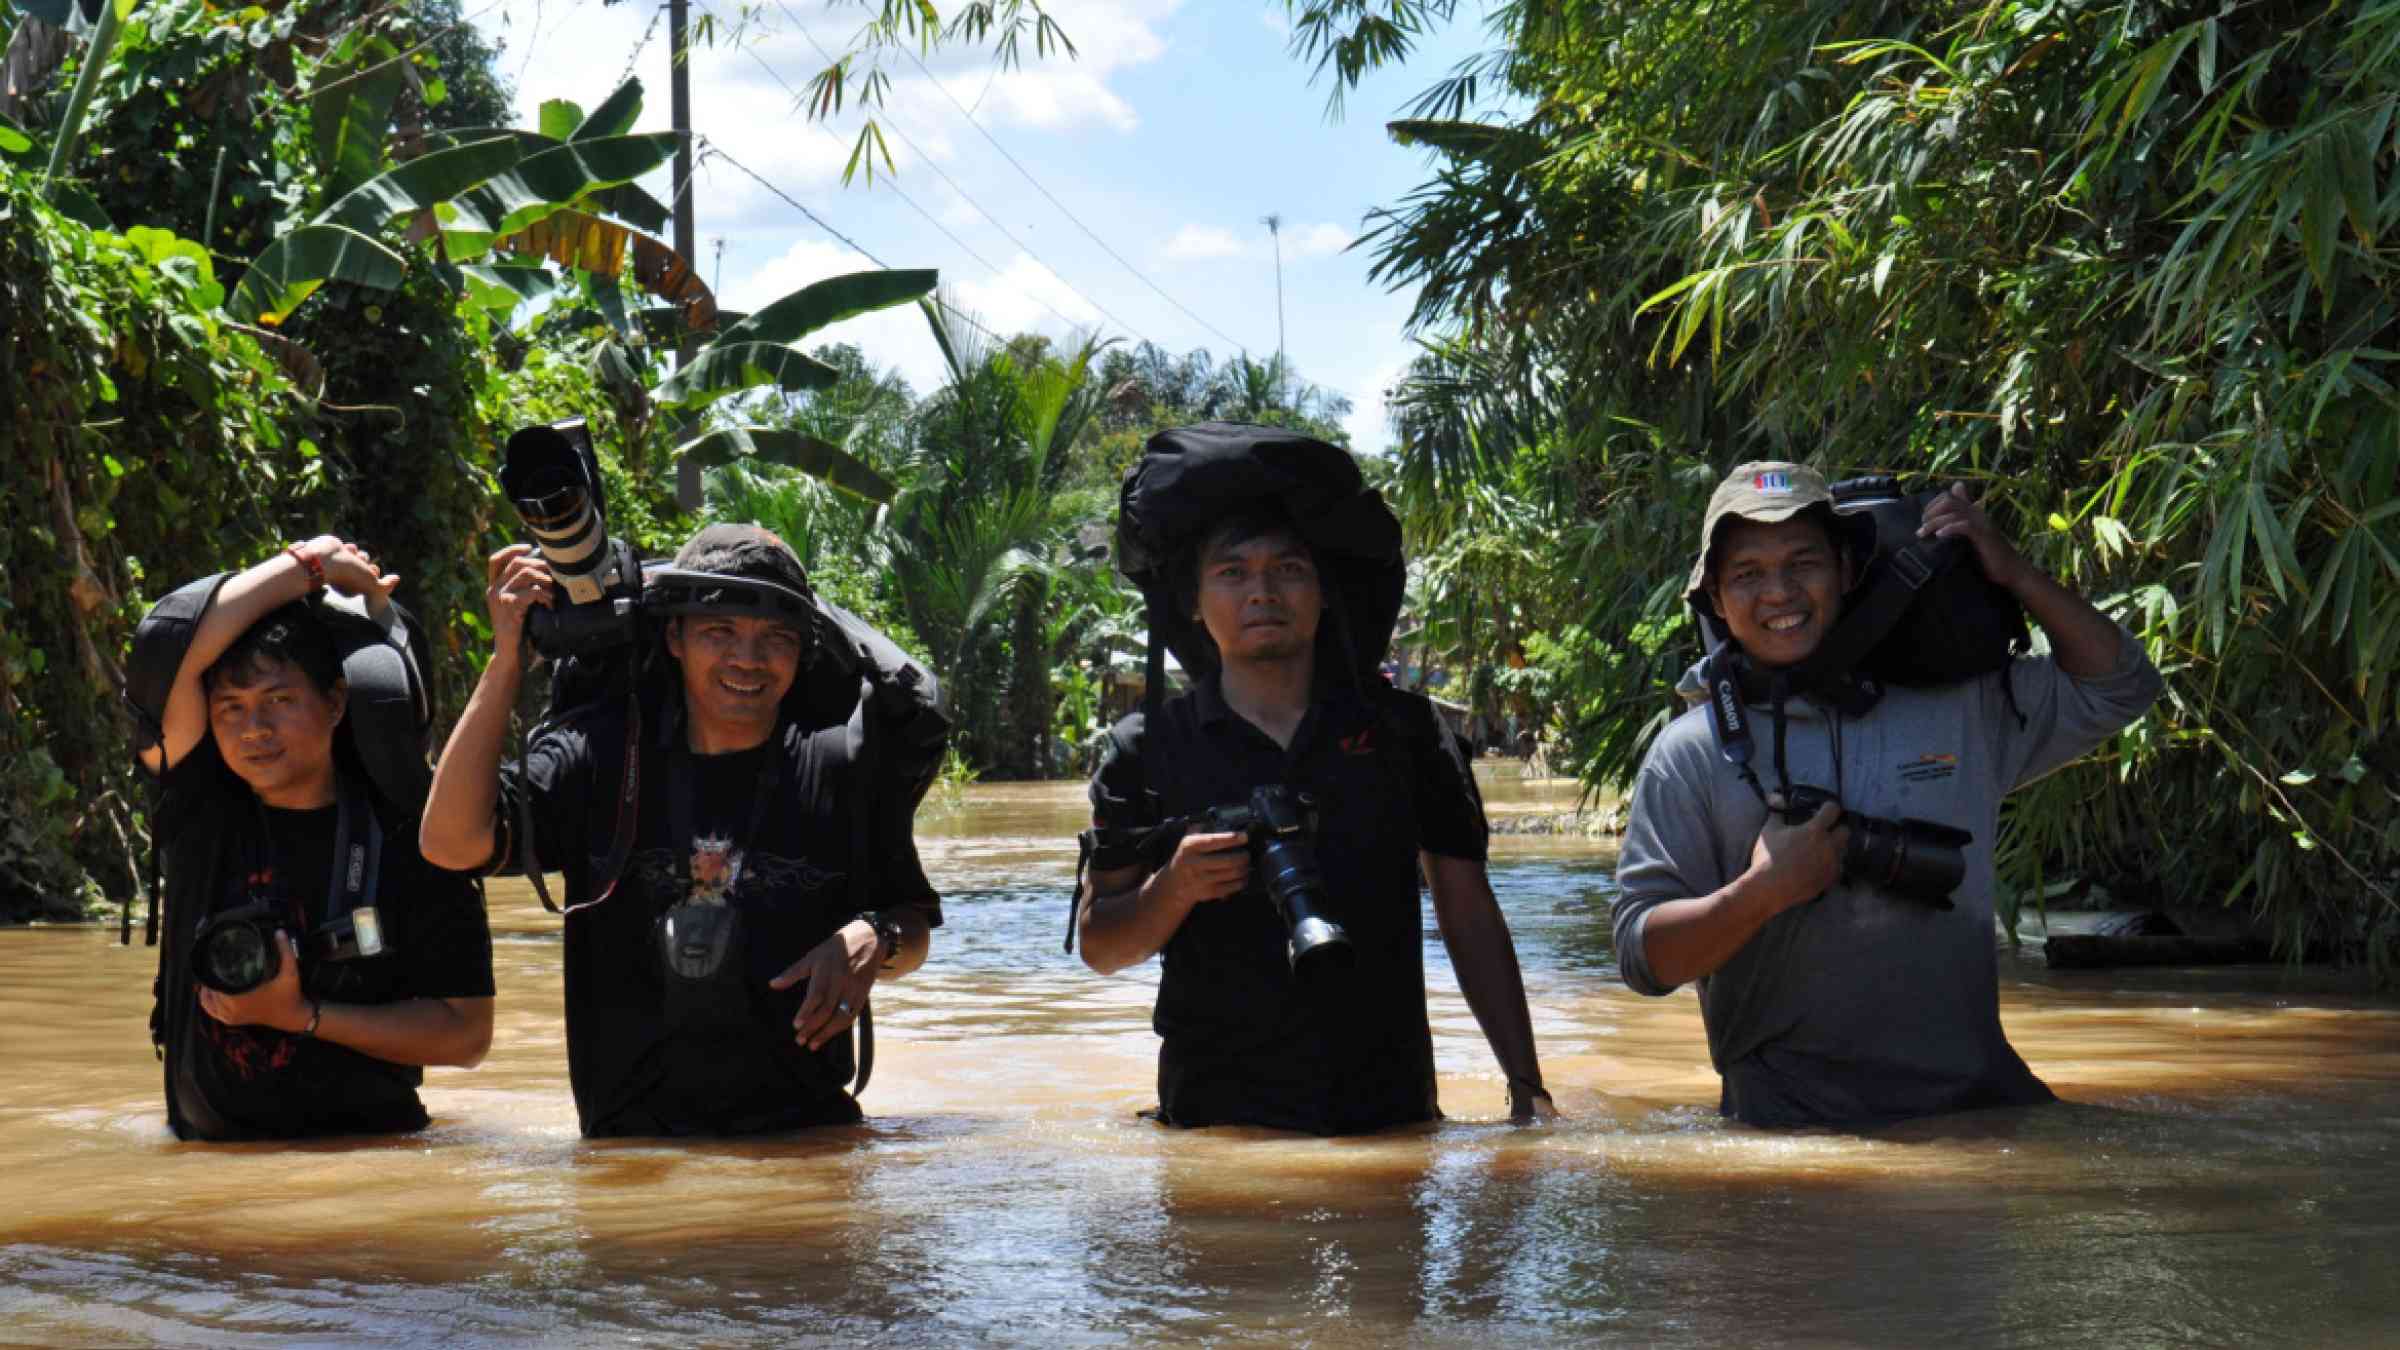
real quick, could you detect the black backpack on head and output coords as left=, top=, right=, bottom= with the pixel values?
left=1117, top=421, right=1404, bottom=711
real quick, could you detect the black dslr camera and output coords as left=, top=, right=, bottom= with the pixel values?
left=191, top=900, right=385, bottom=995
left=1201, top=785, right=1353, bottom=973
left=498, top=420, right=646, bottom=660
left=1776, top=785, right=1973, bottom=908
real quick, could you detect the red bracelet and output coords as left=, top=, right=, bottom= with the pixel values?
left=285, top=544, right=326, bottom=592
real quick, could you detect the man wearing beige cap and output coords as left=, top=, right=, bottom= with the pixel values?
left=1610, top=462, right=2161, bottom=1127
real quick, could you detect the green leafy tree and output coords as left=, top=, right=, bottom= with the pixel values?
left=1289, top=0, right=2400, bottom=969
left=885, top=299, right=1110, bottom=777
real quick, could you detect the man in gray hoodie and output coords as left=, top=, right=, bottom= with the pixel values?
left=1612, top=463, right=2163, bottom=1127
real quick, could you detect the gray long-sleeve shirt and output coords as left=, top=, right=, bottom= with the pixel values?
left=1611, top=628, right=2164, bottom=1126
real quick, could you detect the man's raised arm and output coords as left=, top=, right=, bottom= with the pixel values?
left=421, top=545, right=552, bottom=872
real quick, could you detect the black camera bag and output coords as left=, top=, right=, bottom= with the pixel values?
left=1117, top=420, right=1404, bottom=706
left=1824, top=477, right=2029, bottom=688
left=1697, top=477, right=2030, bottom=693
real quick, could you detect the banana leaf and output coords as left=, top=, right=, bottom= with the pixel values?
left=571, top=79, right=644, bottom=141
left=713, top=269, right=939, bottom=347
left=315, top=136, right=523, bottom=236
left=425, top=129, right=672, bottom=234
left=674, top=426, right=897, bottom=503
left=311, top=36, right=406, bottom=201
left=442, top=132, right=679, bottom=259
left=653, top=341, right=842, bottom=409
left=460, top=262, right=562, bottom=313
left=229, top=223, right=406, bottom=325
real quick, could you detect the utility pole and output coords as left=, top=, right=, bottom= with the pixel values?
left=1261, top=213, right=1286, bottom=400
left=668, top=0, right=697, bottom=277
left=668, top=0, right=702, bottom=507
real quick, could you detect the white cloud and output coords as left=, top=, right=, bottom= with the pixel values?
left=923, top=70, right=1139, bottom=134
left=1285, top=222, right=1353, bottom=258
left=726, top=239, right=949, bottom=393
left=1162, top=224, right=1247, bottom=261
left=1343, top=357, right=1411, bottom=456
left=1161, top=220, right=1352, bottom=265
left=954, top=252, right=1105, bottom=334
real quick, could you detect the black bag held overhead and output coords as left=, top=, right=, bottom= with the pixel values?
left=1824, top=476, right=2029, bottom=688
left=1117, top=420, right=1405, bottom=704
left=1695, top=475, right=2030, bottom=695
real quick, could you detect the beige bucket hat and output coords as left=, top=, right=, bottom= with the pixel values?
left=1683, top=461, right=1838, bottom=606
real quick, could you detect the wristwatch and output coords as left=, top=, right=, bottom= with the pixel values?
left=860, top=910, right=905, bottom=967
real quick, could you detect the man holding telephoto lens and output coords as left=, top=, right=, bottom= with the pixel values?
left=1074, top=424, right=1553, bottom=1135
left=131, top=538, right=495, bottom=1141
left=421, top=468, right=941, bottom=1137
left=1612, top=462, right=2164, bottom=1128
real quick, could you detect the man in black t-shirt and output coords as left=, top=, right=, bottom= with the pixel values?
left=1077, top=504, right=1555, bottom=1134
left=135, top=538, right=496, bottom=1141
left=421, top=525, right=940, bottom=1137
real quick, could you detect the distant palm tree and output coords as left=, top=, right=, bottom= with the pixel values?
left=884, top=298, right=1112, bottom=776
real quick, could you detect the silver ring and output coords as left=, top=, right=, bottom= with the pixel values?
left=836, top=999, right=851, bottom=1014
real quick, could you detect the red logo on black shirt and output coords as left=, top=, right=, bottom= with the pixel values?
left=1338, top=728, right=1376, bottom=756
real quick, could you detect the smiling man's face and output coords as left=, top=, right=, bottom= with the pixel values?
left=1707, top=514, right=1851, bottom=669
left=1195, top=525, right=1324, bottom=667
left=667, top=614, right=804, bottom=752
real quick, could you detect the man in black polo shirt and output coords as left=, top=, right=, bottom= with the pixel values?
left=422, top=524, right=940, bottom=1137
left=1076, top=458, right=1555, bottom=1134
left=134, top=537, right=495, bottom=1141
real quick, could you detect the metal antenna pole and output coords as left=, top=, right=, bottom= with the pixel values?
left=1261, top=213, right=1286, bottom=397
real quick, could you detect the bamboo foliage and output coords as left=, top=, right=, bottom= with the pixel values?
left=1333, top=0, right=2400, bottom=967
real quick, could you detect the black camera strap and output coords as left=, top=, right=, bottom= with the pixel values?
left=1699, top=645, right=1856, bottom=809
left=517, top=654, right=645, bottom=917
left=1699, top=645, right=1775, bottom=807
left=243, top=775, right=382, bottom=942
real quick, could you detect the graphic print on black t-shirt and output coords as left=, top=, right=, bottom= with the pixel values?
left=621, top=836, right=845, bottom=909
left=531, top=734, right=871, bottom=1136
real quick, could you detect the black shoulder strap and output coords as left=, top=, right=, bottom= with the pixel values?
left=517, top=660, right=646, bottom=916
left=1787, top=536, right=1959, bottom=689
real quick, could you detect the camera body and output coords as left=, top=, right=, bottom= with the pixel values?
left=191, top=901, right=286, bottom=995
left=191, top=900, right=386, bottom=996
left=1200, top=785, right=1354, bottom=972
left=1776, top=784, right=1973, bottom=908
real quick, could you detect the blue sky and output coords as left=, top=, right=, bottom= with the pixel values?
left=470, top=1, right=1499, bottom=451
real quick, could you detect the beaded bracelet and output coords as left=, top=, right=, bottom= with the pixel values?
left=285, top=543, right=326, bottom=592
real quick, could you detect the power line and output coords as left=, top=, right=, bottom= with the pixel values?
left=892, top=40, right=1257, bottom=354
left=727, top=41, right=1080, bottom=332
left=615, top=2, right=665, bottom=93
left=754, top=8, right=1141, bottom=343
left=698, top=136, right=1021, bottom=353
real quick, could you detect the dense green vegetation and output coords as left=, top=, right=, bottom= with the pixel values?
left=0, top=0, right=1351, bottom=919
left=1289, top=0, right=2400, bottom=967
left=16, top=0, right=2393, bottom=978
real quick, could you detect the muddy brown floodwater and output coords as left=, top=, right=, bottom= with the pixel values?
left=3, top=770, right=2398, bottom=1345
